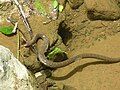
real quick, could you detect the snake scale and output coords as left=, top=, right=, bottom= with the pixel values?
left=25, top=33, right=120, bottom=68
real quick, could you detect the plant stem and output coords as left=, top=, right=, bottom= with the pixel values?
left=12, top=0, right=33, bottom=39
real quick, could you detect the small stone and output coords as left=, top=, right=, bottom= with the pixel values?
left=85, top=0, right=120, bottom=20
left=48, top=82, right=65, bottom=90
left=68, top=0, right=84, bottom=9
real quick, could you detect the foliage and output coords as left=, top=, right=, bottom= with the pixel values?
left=34, top=0, right=63, bottom=16
left=59, top=5, right=64, bottom=12
left=47, top=47, right=66, bottom=60
left=34, top=0, right=47, bottom=15
left=51, top=0, right=59, bottom=9
left=0, top=26, right=14, bottom=35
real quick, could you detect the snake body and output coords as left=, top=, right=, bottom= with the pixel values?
left=26, top=33, right=120, bottom=68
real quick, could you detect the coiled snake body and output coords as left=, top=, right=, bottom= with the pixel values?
left=25, top=33, right=120, bottom=68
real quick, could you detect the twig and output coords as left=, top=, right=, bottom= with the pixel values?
left=11, top=0, right=38, bottom=55
left=7, top=17, right=27, bottom=41
left=7, top=18, right=21, bottom=59
left=12, top=0, right=33, bottom=38
left=7, top=16, right=38, bottom=54
left=17, top=29, right=20, bottom=59
left=12, top=22, right=18, bottom=33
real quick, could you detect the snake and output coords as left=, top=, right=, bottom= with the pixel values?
left=25, top=33, right=120, bottom=68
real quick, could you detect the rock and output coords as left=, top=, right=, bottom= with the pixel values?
left=0, top=0, right=15, bottom=22
left=0, top=45, right=37, bottom=90
left=84, top=0, right=120, bottom=20
left=68, top=0, right=84, bottom=9
left=64, top=85, right=77, bottom=90
left=115, top=0, right=120, bottom=7
left=0, top=0, right=11, bottom=3
left=48, top=82, right=65, bottom=90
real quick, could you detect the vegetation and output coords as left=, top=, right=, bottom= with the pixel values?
left=0, top=26, right=14, bottom=35
left=47, top=47, right=66, bottom=60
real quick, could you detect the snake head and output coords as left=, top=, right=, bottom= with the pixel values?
left=24, top=41, right=31, bottom=47
left=20, top=36, right=30, bottom=47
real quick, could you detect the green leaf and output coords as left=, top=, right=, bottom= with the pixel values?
left=47, top=47, right=65, bottom=60
left=59, top=5, right=64, bottom=12
left=34, top=0, right=47, bottom=15
left=0, top=26, right=14, bottom=35
left=52, top=0, right=59, bottom=9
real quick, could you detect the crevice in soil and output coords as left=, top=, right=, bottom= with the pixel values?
left=58, top=21, right=72, bottom=45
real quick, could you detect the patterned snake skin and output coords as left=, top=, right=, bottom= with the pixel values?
left=25, top=33, right=120, bottom=68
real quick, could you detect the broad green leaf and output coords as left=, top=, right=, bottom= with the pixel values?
left=0, top=26, right=14, bottom=35
left=47, top=47, right=65, bottom=60
left=59, top=5, right=64, bottom=12
left=34, top=0, right=47, bottom=15
left=52, top=0, right=59, bottom=9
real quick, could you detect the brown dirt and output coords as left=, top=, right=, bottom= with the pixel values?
left=51, top=33, right=120, bottom=90
left=1, top=2, right=120, bottom=90
left=48, top=4, right=120, bottom=90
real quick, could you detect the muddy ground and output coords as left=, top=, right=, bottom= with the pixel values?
left=1, top=1, right=120, bottom=90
